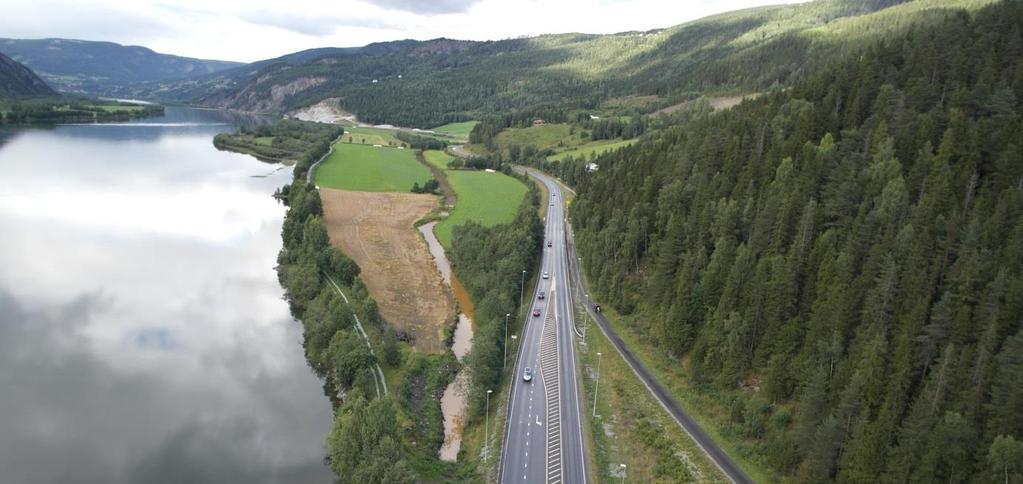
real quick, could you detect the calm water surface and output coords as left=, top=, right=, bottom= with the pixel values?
left=0, top=108, right=333, bottom=484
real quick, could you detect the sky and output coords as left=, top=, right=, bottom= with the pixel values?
left=0, top=0, right=805, bottom=63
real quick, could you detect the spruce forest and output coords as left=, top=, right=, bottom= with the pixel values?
left=571, top=2, right=1023, bottom=481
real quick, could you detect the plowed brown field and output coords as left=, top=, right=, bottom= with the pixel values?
left=320, top=188, right=453, bottom=353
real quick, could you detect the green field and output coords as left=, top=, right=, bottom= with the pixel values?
left=425, top=150, right=527, bottom=247
left=315, top=143, right=432, bottom=192
left=548, top=138, right=637, bottom=161
left=494, top=123, right=578, bottom=152
left=340, top=126, right=402, bottom=146
left=430, top=121, right=477, bottom=140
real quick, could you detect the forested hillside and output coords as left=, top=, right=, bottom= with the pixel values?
left=140, top=0, right=996, bottom=128
left=0, top=38, right=240, bottom=95
left=0, top=53, right=54, bottom=98
left=570, top=2, right=1023, bottom=480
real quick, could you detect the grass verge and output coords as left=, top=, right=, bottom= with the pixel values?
left=594, top=304, right=784, bottom=483
left=577, top=301, right=730, bottom=483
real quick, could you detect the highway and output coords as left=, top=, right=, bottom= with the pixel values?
left=554, top=185, right=754, bottom=484
left=500, top=169, right=588, bottom=484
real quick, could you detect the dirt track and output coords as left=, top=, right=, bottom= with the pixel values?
left=319, top=188, right=453, bottom=353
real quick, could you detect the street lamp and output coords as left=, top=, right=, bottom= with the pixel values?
left=593, top=352, right=602, bottom=417
left=504, top=313, right=510, bottom=370
left=485, top=389, right=493, bottom=463
left=519, top=270, right=527, bottom=309
left=620, top=463, right=627, bottom=483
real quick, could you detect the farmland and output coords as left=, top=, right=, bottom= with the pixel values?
left=314, top=143, right=432, bottom=192
left=319, top=188, right=453, bottom=353
left=424, top=150, right=527, bottom=248
left=340, top=126, right=402, bottom=146
left=430, top=121, right=477, bottom=141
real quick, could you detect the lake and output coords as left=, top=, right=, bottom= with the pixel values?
left=0, top=108, right=334, bottom=484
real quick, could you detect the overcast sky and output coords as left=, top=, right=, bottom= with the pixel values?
left=0, top=0, right=805, bottom=63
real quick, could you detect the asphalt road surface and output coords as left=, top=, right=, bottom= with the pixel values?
left=500, top=170, right=587, bottom=484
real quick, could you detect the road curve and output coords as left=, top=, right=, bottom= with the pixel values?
left=541, top=170, right=754, bottom=484
left=499, top=170, right=588, bottom=484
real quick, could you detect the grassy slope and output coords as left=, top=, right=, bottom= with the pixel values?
left=315, top=143, right=431, bottom=192
left=425, top=150, right=527, bottom=248
left=547, top=138, right=638, bottom=162
left=494, top=124, right=578, bottom=152
left=431, top=121, right=478, bottom=140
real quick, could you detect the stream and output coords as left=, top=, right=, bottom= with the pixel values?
left=419, top=221, right=474, bottom=462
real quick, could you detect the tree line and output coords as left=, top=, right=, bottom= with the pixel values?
left=450, top=176, right=544, bottom=418
left=571, top=2, right=1023, bottom=481
left=213, top=119, right=341, bottom=179
left=0, top=98, right=163, bottom=124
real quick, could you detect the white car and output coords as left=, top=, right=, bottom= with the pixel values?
left=542, top=271, right=549, bottom=279
left=523, top=367, right=533, bottom=382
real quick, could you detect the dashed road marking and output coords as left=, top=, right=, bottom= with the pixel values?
left=539, top=290, right=562, bottom=484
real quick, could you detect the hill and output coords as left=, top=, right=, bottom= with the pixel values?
left=0, top=38, right=242, bottom=95
left=567, top=1, right=1023, bottom=481
left=143, top=0, right=997, bottom=128
left=0, top=52, right=54, bottom=97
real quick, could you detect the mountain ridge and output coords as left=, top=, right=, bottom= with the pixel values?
left=0, top=38, right=242, bottom=95
left=0, top=52, right=55, bottom=98
left=149, top=0, right=995, bottom=128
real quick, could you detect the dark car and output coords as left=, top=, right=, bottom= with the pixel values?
left=532, top=309, right=541, bottom=317
left=594, top=304, right=602, bottom=313
left=523, top=367, right=533, bottom=382
left=538, top=291, right=545, bottom=300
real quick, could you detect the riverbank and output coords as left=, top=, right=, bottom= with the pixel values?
left=420, top=220, right=475, bottom=462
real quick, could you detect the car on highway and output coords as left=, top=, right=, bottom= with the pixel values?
left=532, top=309, right=541, bottom=317
left=538, top=291, right=545, bottom=300
left=523, top=367, right=533, bottom=382
left=547, top=240, right=552, bottom=247
left=542, top=271, right=549, bottom=279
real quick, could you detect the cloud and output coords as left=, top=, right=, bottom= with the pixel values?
left=361, top=0, right=484, bottom=15
left=0, top=1, right=172, bottom=45
left=238, top=10, right=401, bottom=36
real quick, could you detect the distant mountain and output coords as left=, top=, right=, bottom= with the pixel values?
left=0, top=52, right=54, bottom=98
left=142, top=0, right=996, bottom=127
left=0, top=38, right=242, bottom=95
left=117, top=39, right=452, bottom=105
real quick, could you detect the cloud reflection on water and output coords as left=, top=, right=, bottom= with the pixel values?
left=0, top=108, right=332, bottom=484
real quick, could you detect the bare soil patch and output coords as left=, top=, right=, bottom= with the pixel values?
left=320, top=188, right=453, bottom=353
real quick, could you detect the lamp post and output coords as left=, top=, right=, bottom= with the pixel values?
left=593, top=352, right=602, bottom=417
left=620, top=463, right=627, bottom=483
left=519, top=270, right=527, bottom=309
left=485, top=389, right=493, bottom=463
left=504, top=313, right=510, bottom=370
